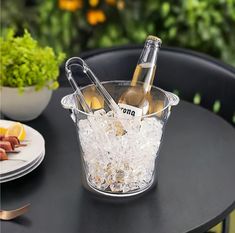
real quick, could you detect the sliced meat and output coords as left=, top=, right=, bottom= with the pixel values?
left=0, top=141, right=13, bottom=151
left=2, top=136, right=20, bottom=148
left=0, top=148, right=8, bottom=160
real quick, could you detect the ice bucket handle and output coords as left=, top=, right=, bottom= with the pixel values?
left=61, top=94, right=76, bottom=110
left=61, top=94, right=78, bottom=123
left=165, top=91, right=180, bottom=106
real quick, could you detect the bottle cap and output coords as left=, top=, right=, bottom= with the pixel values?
left=147, top=35, right=162, bottom=47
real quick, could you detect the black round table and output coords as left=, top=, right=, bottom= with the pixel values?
left=1, top=88, right=235, bottom=233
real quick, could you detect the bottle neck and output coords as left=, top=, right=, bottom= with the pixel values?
left=131, top=41, right=160, bottom=92
left=138, top=41, right=159, bottom=66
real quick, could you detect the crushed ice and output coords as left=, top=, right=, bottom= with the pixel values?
left=78, top=110, right=163, bottom=193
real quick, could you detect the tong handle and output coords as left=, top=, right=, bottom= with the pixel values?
left=65, top=57, right=121, bottom=114
left=65, top=58, right=92, bottom=114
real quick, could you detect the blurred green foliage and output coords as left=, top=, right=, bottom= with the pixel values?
left=1, top=0, right=235, bottom=66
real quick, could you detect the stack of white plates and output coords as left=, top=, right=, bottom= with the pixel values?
left=0, top=120, right=45, bottom=183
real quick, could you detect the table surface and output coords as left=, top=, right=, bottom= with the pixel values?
left=1, top=87, right=235, bottom=233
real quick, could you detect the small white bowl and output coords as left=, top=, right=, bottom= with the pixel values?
left=0, top=86, right=52, bottom=121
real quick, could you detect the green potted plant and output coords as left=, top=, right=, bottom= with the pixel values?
left=0, top=29, right=65, bottom=121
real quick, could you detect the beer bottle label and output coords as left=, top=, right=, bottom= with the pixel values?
left=118, top=103, right=143, bottom=117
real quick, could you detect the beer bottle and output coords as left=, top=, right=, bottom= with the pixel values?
left=118, top=35, right=162, bottom=116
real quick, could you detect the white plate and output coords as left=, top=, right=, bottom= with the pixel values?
left=0, top=149, right=45, bottom=179
left=0, top=152, right=45, bottom=183
left=0, top=120, right=45, bottom=176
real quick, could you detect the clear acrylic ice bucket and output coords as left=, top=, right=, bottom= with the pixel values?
left=61, top=80, right=179, bottom=197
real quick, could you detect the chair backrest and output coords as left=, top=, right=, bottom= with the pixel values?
left=62, top=45, right=235, bottom=125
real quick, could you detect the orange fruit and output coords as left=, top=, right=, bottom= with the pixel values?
left=0, top=127, right=7, bottom=136
left=5, top=122, right=26, bottom=141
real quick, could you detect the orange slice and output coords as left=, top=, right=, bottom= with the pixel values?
left=5, top=122, right=26, bottom=141
left=0, top=127, right=7, bottom=136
